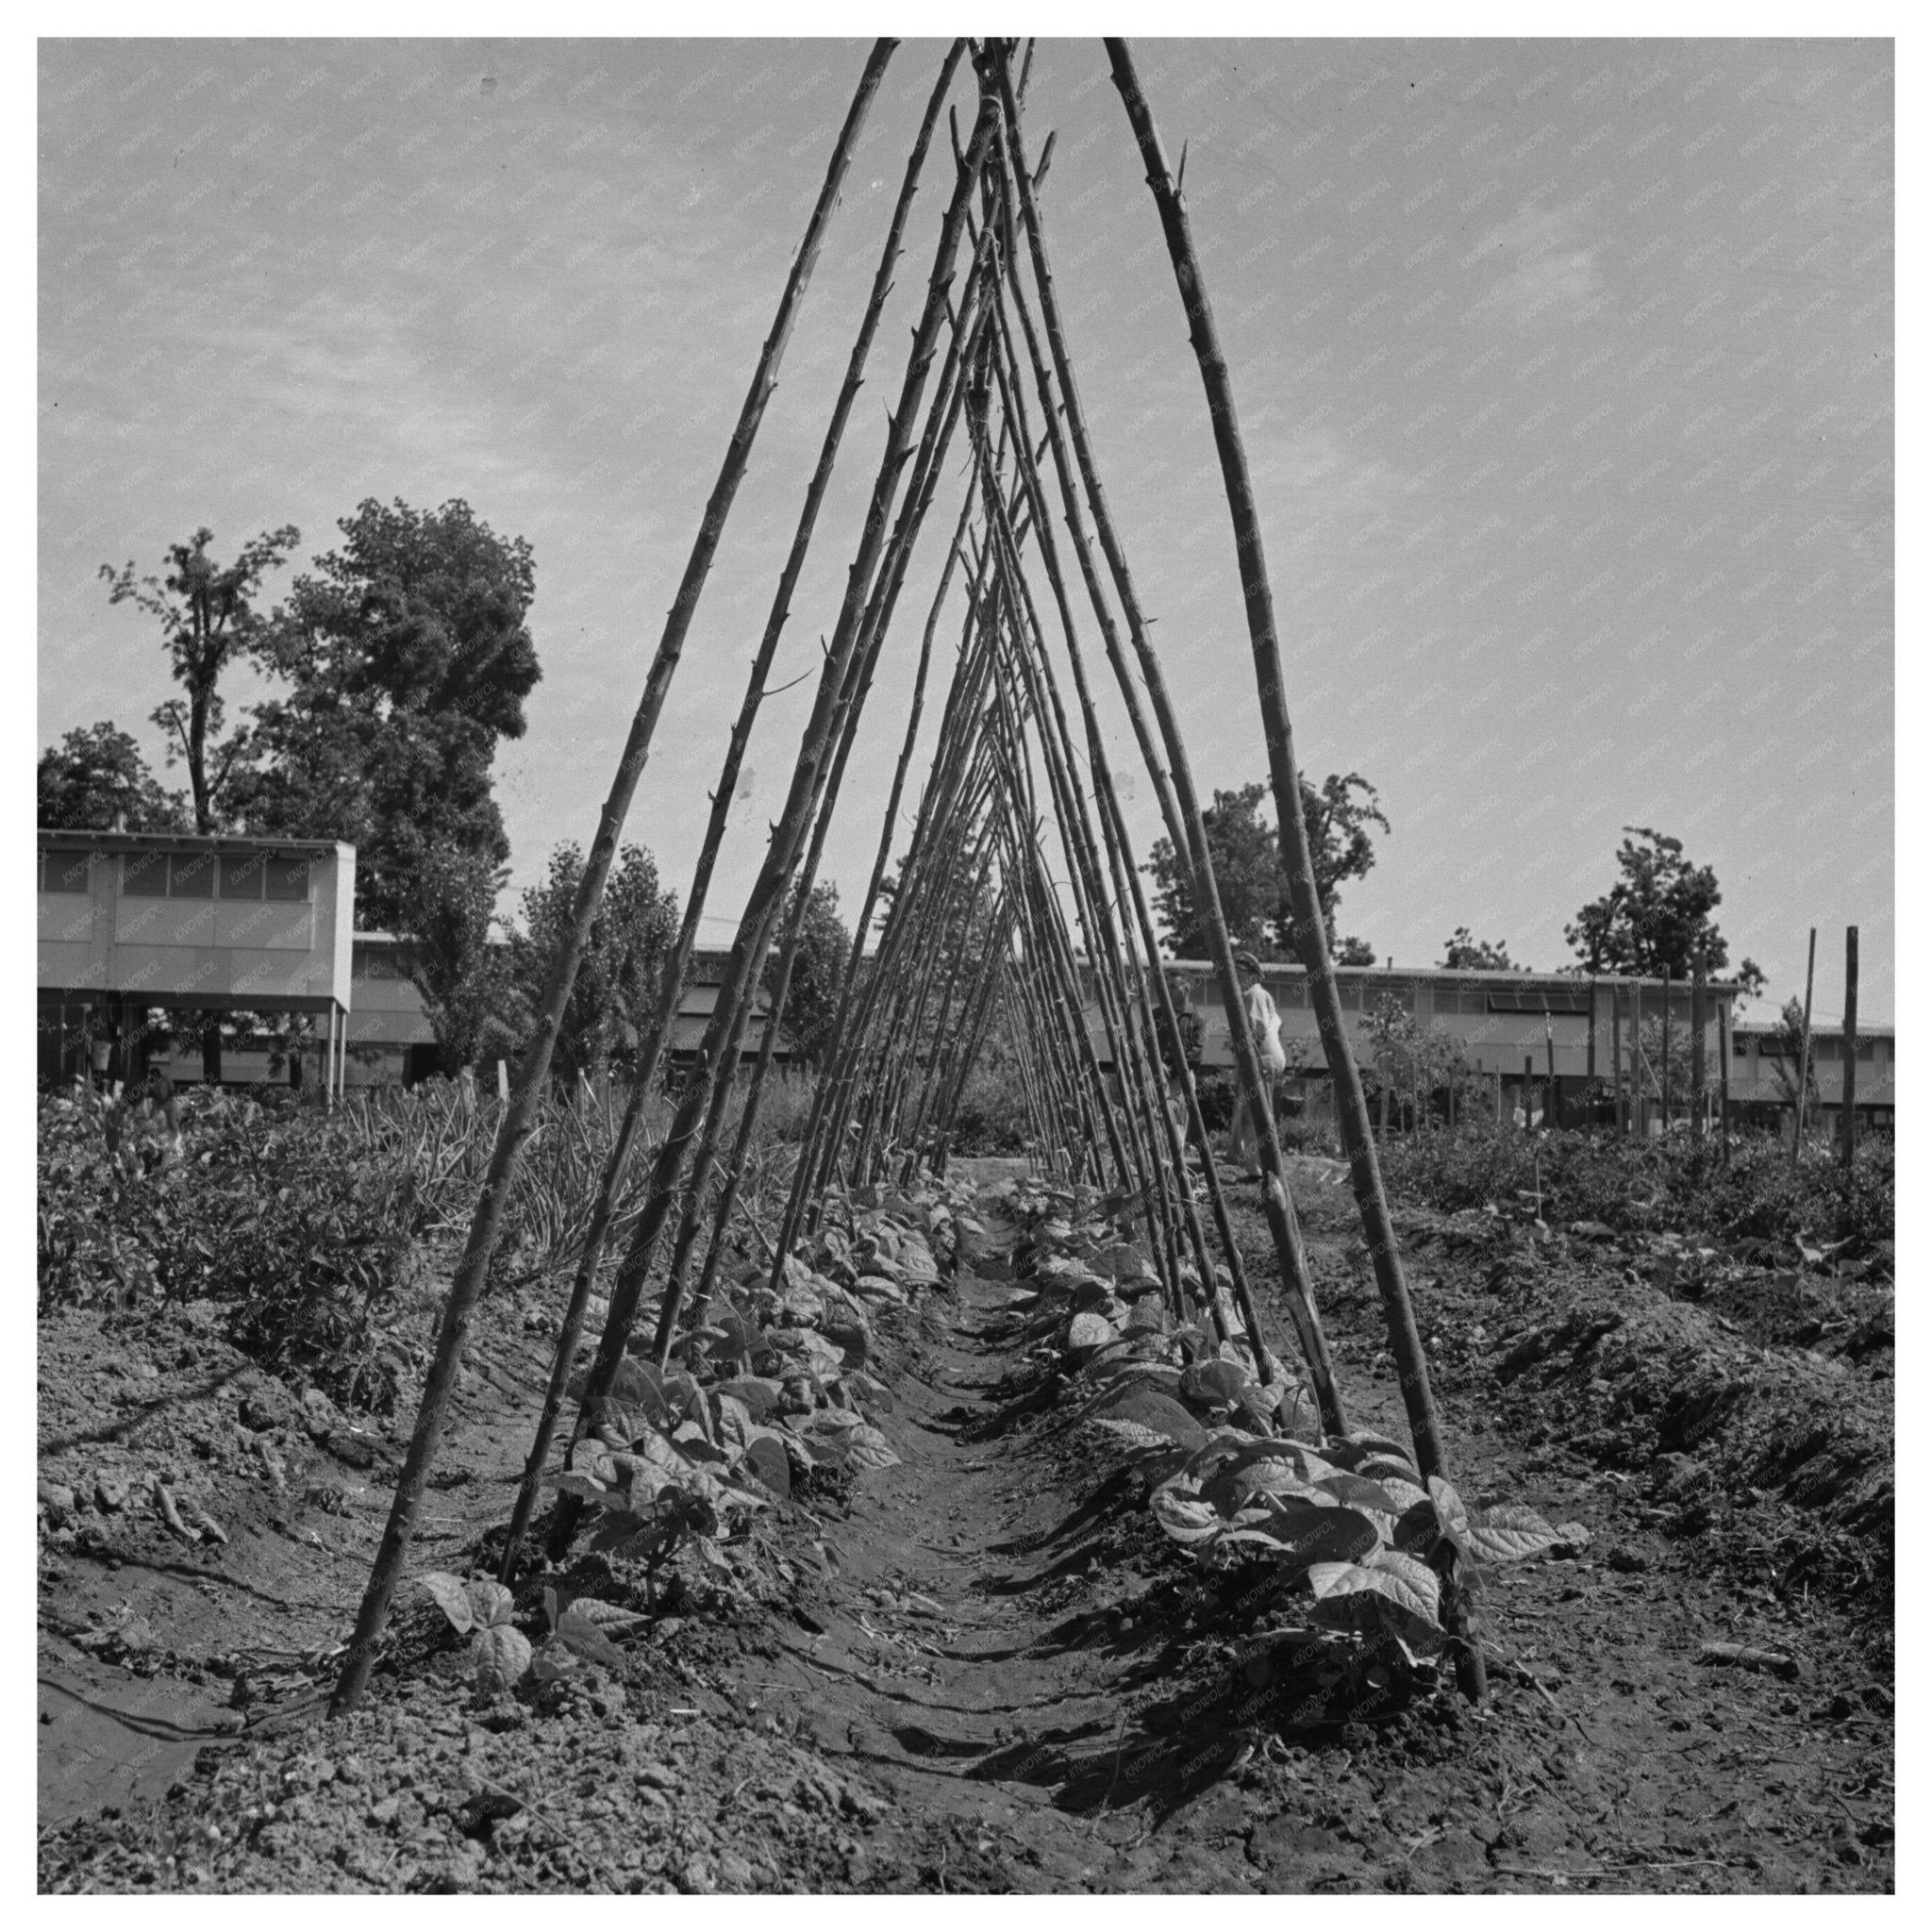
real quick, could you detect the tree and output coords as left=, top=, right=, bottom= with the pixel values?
left=408, top=848, right=522, bottom=1077
left=1441, top=927, right=1515, bottom=971
left=770, top=881, right=852, bottom=1070
left=1359, top=993, right=1467, bottom=1131
left=38, top=722, right=189, bottom=831
left=99, top=525, right=302, bottom=832
left=1565, top=826, right=1764, bottom=993
left=508, top=841, right=678, bottom=1092
left=1761, top=996, right=1822, bottom=1120
left=229, top=498, right=541, bottom=938
left=1146, top=773, right=1389, bottom=961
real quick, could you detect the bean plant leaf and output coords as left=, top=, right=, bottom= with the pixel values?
left=1368, top=1547, right=1443, bottom=1620
left=1392, top=1500, right=1439, bottom=1556
left=1152, top=1488, right=1223, bottom=1544
left=556, top=1607, right=628, bottom=1670
left=1250, top=1497, right=1382, bottom=1566
left=554, top=1471, right=622, bottom=1508
left=527, top=1635, right=575, bottom=1683
left=419, top=1571, right=475, bottom=1634
left=465, top=1579, right=515, bottom=1630
left=841, top=1424, right=902, bottom=1473
left=1459, top=1502, right=1564, bottom=1565
left=1378, top=1476, right=1429, bottom=1514
left=741, top=1435, right=791, bottom=1499
left=1313, top=1472, right=1402, bottom=1513
left=1324, top=1431, right=1411, bottom=1471
left=1179, top=1360, right=1250, bottom=1407
left=565, top=1597, right=647, bottom=1634
left=1428, top=1474, right=1469, bottom=1544
left=1357, top=1454, right=1425, bottom=1489
left=1307, top=1557, right=1441, bottom=1628
left=471, top=1623, right=532, bottom=1692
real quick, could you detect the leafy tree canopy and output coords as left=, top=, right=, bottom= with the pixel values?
left=1441, top=927, right=1515, bottom=971
left=229, top=497, right=541, bottom=937
left=38, top=722, right=189, bottom=832
left=407, top=848, right=521, bottom=1077
left=1146, top=774, right=1388, bottom=964
left=770, top=881, right=852, bottom=1071
left=1564, top=825, right=1764, bottom=994
left=99, top=524, right=301, bottom=831
left=508, top=841, right=679, bottom=1091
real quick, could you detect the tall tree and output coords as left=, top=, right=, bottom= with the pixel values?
left=507, top=841, right=678, bottom=1092
left=99, top=525, right=302, bottom=832
left=1145, top=773, right=1388, bottom=961
left=407, top=847, right=520, bottom=1076
left=1564, top=825, right=1764, bottom=992
left=1441, top=926, right=1515, bottom=970
left=38, top=722, right=189, bottom=831
left=769, top=881, right=852, bottom=1071
left=230, top=497, right=541, bottom=937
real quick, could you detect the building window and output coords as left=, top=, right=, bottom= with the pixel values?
left=40, top=849, right=91, bottom=892
left=264, top=856, right=311, bottom=902
left=220, top=853, right=265, bottom=899
left=1487, top=989, right=1590, bottom=1015
left=169, top=849, right=215, bottom=898
left=122, top=851, right=170, bottom=897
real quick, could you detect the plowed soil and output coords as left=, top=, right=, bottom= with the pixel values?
left=39, top=1157, right=1892, bottom=1892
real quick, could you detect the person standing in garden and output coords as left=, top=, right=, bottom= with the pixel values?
left=1229, top=951, right=1287, bottom=1177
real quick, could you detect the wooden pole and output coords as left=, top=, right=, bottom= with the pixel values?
left=987, top=131, right=1297, bottom=1382
left=547, top=87, right=1008, bottom=1559
left=1545, top=1019, right=1557, bottom=1132
left=1793, top=925, right=1817, bottom=1167
left=991, top=55, right=1344, bottom=1427
left=332, top=40, right=900, bottom=1708
left=1718, top=985, right=1732, bottom=1163
left=1611, top=985, right=1624, bottom=1136
left=1840, top=925, right=1859, bottom=1169
left=1524, top=1057, right=1535, bottom=1135
left=1107, top=37, right=1474, bottom=1694
left=1660, top=967, right=1673, bottom=1140
left=1587, top=975, right=1597, bottom=1131
left=1690, top=953, right=1707, bottom=1153
left=494, top=38, right=945, bottom=1582
left=1630, top=979, right=1642, bottom=1137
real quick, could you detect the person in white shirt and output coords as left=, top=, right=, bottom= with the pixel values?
left=1229, top=951, right=1287, bottom=1176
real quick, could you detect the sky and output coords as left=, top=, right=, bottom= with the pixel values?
left=38, top=35, right=1893, bottom=1023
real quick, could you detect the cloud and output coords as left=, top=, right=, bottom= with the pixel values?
left=1472, top=208, right=1601, bottom=326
